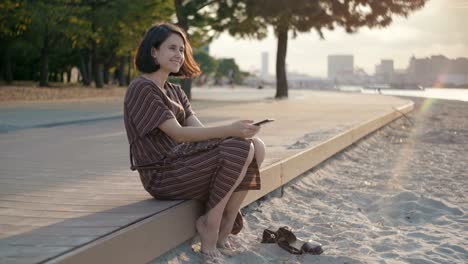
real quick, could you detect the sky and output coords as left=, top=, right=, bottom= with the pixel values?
left=208, top=0, right=468, bottom=78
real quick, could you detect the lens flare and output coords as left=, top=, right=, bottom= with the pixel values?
left=387, top=98, right=432, bottom=190
left=420, top=98, right=434, bottom=114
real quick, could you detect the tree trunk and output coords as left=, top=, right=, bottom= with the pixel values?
left=126, top=54, right=131, bottom=85
left=2, top=42, right=13, bottom=84
left=275, top=23, right=288, bottom=99
left=174, top=0, right=189, bottom=30
left=174, top=0, right=192, bottom=100
left=181, top=78, right=192, bottom=100
left=87, top=54, right=92, bottom=84
left=118, top=56, right=126, bottom=86
left=103, top=64, right=110, bottom=85
left=30, top=63, right=35, bottom=81
left=79, top=50, right=91, bottom=85
left=39, top=30, right=49, bottom=87
left=91, top=40, right=103, bottom=88
left=67, top=68, right=72, bottom=83
left=94, top=63, right=104, bottom=88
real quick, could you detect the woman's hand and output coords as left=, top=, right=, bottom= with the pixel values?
left=230, top=120, right=260, bottom=138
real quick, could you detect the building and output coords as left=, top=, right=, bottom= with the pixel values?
left=407, top=55, right=468, bottom=87
left=327, top=55, right=354, bottom=84
left=374, top=59, right=394, bottom=84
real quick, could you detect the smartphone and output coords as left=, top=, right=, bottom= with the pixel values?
left=253, top=118, right=275, bottom=126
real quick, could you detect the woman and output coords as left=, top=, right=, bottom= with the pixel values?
left=123, top=23, right=265, bottom=258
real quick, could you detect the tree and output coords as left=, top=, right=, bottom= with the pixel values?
left=0, top=0, right=31, bottom=83
left=26, top=0, right=75, bottom=87
left=217, top=0, right=427, bottom=98
left=64, top=0, right=172, bottom=87
left=215, top=58, right=240, bottom=85
left=116, top=0, right=174, bottom=86
left=173, top=0, right=220, bottom=99
left=0, top=0, right=173, bottom=87
left=193, top=49, right=217, bottom=86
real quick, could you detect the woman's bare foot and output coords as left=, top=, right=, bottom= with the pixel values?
left=217, top=216, right=237, bottom=248
left=218, top=234, right=242, bottom=249
left=196, top=215, right=221, bottom=258
left=217, top=235, right=242, bottom=258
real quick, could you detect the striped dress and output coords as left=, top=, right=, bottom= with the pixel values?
left=124, top=76, right=261, bottom=234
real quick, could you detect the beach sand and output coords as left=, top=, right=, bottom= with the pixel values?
left=153, top=97, right=467, bottom=263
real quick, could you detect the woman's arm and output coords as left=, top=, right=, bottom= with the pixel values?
left=159, top=118, right=259, bottom=143
left=185, top=114, right=204, bottom=127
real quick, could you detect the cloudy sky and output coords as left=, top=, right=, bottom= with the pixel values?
left=209, top=0, right=468, bottom=77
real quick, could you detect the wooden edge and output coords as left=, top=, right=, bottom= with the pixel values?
left=48, top=201, right=203, bottom=264
left=281, top=101, right=414, bottom=185
left=241, top=163, right=282, bottom=208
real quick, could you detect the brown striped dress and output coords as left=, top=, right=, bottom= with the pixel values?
left=124, top=76, right=261, bottom=233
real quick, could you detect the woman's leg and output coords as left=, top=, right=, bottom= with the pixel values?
left=196, top=142, right=256, bottom=257
left=217, top=137, right=266, bottom=247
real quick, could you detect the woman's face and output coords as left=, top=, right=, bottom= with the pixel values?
left=153, top=33, right=185, bottom=74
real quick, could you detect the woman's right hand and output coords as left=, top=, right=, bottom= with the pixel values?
left=230, top=120, right=260, bottom=138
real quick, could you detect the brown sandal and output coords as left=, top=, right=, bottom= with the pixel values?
left=261, top=228, right=279, bottom=243
left=277, top=227, right=323, bottom=255
left=261, top=226, right=323, bottom=255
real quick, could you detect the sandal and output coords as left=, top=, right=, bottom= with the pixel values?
left=261, top=228, right=279, bottom=243
left=261, top=226, right=323, bottom=255
left=277, top=227, right=323, bottom=255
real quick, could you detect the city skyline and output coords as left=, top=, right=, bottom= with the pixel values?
left=209, top=0, right=468, bottom=78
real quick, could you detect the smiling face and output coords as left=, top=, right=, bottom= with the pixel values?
left=152, top=33, right=185, bottom=75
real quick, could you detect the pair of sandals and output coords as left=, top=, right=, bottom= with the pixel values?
left=261, top=226, right=323, bottom=255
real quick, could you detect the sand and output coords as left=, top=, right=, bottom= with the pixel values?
left=153, top=97, right=467, bottom=263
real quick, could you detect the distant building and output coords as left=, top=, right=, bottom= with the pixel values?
left=374, top=59, right=394, bottom=84
left=327, top=55, right=354, bottom=84
left=407, top=55, right=468, bottom=87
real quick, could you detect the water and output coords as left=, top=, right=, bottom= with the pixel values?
left=360, top=87, right=468, bottom=102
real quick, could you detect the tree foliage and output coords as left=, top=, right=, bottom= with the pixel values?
left=0, top=0, right=30, bottom=39
left=174, top=0, right=226, bottom=99
left=0, top=0, right=173, bottom=87
left=193, top=49, right=217, bottom=85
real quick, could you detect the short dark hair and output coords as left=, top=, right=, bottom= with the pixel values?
left=134, top=23, right=201, bottom=78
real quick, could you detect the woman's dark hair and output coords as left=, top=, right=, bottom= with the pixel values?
left=134, top=23, right=201, bottom=78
